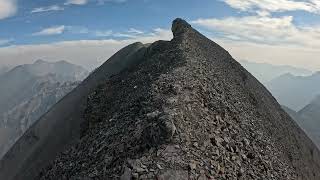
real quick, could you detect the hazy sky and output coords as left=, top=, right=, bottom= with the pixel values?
left=0, top=0, right=320, bottom=70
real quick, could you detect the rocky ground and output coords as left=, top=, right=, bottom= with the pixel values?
left=38, top=19, right=320, bottom=180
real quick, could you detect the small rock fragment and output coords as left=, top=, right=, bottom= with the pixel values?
left=120, top=167, right=132, bottom=180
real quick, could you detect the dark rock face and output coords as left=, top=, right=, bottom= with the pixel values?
left=2, top=19, right=320, bottom=180
left=37, top=19, right=320, bottom=179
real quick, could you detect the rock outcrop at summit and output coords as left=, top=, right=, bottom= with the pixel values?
left=2, top=19, right=320, bottom=180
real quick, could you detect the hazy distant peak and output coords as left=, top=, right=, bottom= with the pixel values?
left=311, top=71, right=320, bottom=77
left=0, top=66, right=10, bottom=76
left=56, top=60, right=71, bottom=64
left=276, top=72, right=295, bottom=79
left=308, top=95, right=320, bottom=106
left=287, top=71, right=320, bottom=79
left=239, top=60, right=313, bottom=84
left=33, top=59, right=75, bottom=66
left=0, top=59, right=89, bottom=85
left=33, top=59, right=47, bottom=64
left=266, top=69, right=320, bottom=111
left=34, top=59, right=84, bottom=69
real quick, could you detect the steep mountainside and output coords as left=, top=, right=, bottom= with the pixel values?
left=297, top=96, right=320, bottom=148
left=300, top=95, right=320, bottom=121
left=282, top=105, right=320, bottom=148
left=0, top=60, right=88, bottom=159
left=2, top=19, right=320, bottom=180
left=266, top=72, right=320, bottom=111
left=282, top=106, right=301, bottom=122
left=240, top=60, right=312, bottom=83
left=0, top=80, right=79, bottom=158
left=0, top=66, right=10, bottom=76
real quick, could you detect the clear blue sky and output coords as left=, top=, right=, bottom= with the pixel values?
left=0, top=0, right=236, bottom=45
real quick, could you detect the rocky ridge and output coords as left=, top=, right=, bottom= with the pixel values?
left=37, top=19, right=320, bottom=180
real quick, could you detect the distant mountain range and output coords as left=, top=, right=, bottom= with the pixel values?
left=240, top=59, right=320, bottom=151
left=240, top=60, right=319, bottom=111
left=266, top=72, right=320, bottom=111
left=0, top=60, right=88, bottom=158
left=240, top=60, right=312, bottom=83
left=0, top=60, right=88, bottom=115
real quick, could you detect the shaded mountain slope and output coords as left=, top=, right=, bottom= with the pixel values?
left=2, top=19, right=320, bottom=180
left=291, top=96, right=320, bottom=149
left=282, top=106, right=320, bottom=148
left=0, top=60, right=88, bottom=159
left=0, top=66, right=10, bottom=76
left=266, top=72, right=320, bottom=111
left=299, top=95, right=320, bottom=122
left=0, top=80, right=79, bottom=158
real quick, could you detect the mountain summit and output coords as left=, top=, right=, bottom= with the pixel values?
left=1, top=18, right=320, bottom=180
